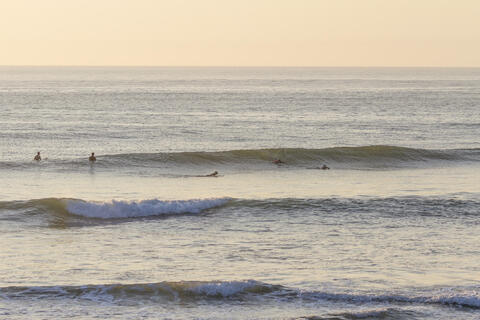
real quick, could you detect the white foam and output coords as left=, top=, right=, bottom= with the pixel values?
left=66, top=198, right=230, bottom=219
left=191, top=280, right=260, bottom=297
left=426, top=291, right=480, bottom=308
left=341, top=308, right=396, bottom=319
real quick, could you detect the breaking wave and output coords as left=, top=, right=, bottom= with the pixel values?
left=1, top=196, right=479, bottom=222
left=1, top=280, right=479, bottom=309
left=66, top=198, right=231, bottom=219
left=0, top=197, right=231, bottom=219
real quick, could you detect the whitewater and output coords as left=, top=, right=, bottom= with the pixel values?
left=1, top=67, right=480, bottom=319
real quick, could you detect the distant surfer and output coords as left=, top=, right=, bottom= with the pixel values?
left=34, top=152, right=41, bottom=161
left=205, top=171, right=218, bottom=177
left=194, top=171, right=219, bottom=177
left=307, top=164, right=331, bottom=170
left=89, top=152, right=96, bottom=162
left=273, top=159, right=284, bottom=165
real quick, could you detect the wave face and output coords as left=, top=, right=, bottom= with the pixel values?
left=1, top=280, right=479, bottom=309
left=2, top=146, right=480, bottom=171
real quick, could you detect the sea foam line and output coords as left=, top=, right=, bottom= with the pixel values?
left=66, top=198, right=231, bottom=219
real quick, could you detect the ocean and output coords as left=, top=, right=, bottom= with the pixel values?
left=0, top=67, right=479, bottom=319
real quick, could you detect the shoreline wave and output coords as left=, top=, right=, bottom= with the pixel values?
left=1, top=280, right=478, bottom=309
left=0, top=197, right=231, bottom=219
left=1, top=196, right=479, bottom=221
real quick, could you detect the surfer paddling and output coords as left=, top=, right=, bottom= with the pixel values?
left=193, top=171, right=220, bottom=178
left=89, top=152, right=96, bottom=162
left=307, top=164, right=331, bottom=170
left=194, top=171, right=219, bottom=177
left=205, top=171, right=218, bottom=177
left=273, top=159, right=284, bottom=165
left=33, top=152, right=41, bottom=161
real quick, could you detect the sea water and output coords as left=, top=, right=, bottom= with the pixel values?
left=0, top=67, right=479, bottom=319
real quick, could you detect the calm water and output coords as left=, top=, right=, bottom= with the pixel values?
left=1, top=67, right=480, bottom=319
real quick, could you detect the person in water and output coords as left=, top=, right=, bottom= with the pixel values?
left=206, top=171, right=218, bottom=177
left=34, top=152, right=41, bottom=161
left=89, top=152, right=96, bottom=162
left=273, top=159, right=284, bottom=164
left=321, top=164, right=330, bottom=170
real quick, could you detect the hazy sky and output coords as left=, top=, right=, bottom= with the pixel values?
left=1, top=0, right=479, bottom=66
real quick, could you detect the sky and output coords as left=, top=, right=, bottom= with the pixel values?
left=1, top=0, right=479, bottom=66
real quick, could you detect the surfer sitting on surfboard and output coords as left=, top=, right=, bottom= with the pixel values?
left=89, top=152, right=96, bottom=162
left=34, top=152, right=41, bottom=161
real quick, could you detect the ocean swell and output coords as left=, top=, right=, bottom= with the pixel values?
left=98, top=146, right=480, bottom=168
left=2, top=146, right=480, bottom=171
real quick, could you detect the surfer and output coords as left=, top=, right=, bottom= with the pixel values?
left=89, top=152, right=96, bottom=162
left=34, top=152, right=41, bottom=161
left=307, top=164, right=331, bottom=170
left=206, top=171, right=218, bottom=177
left=273, top=159, right=284, bottom=165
